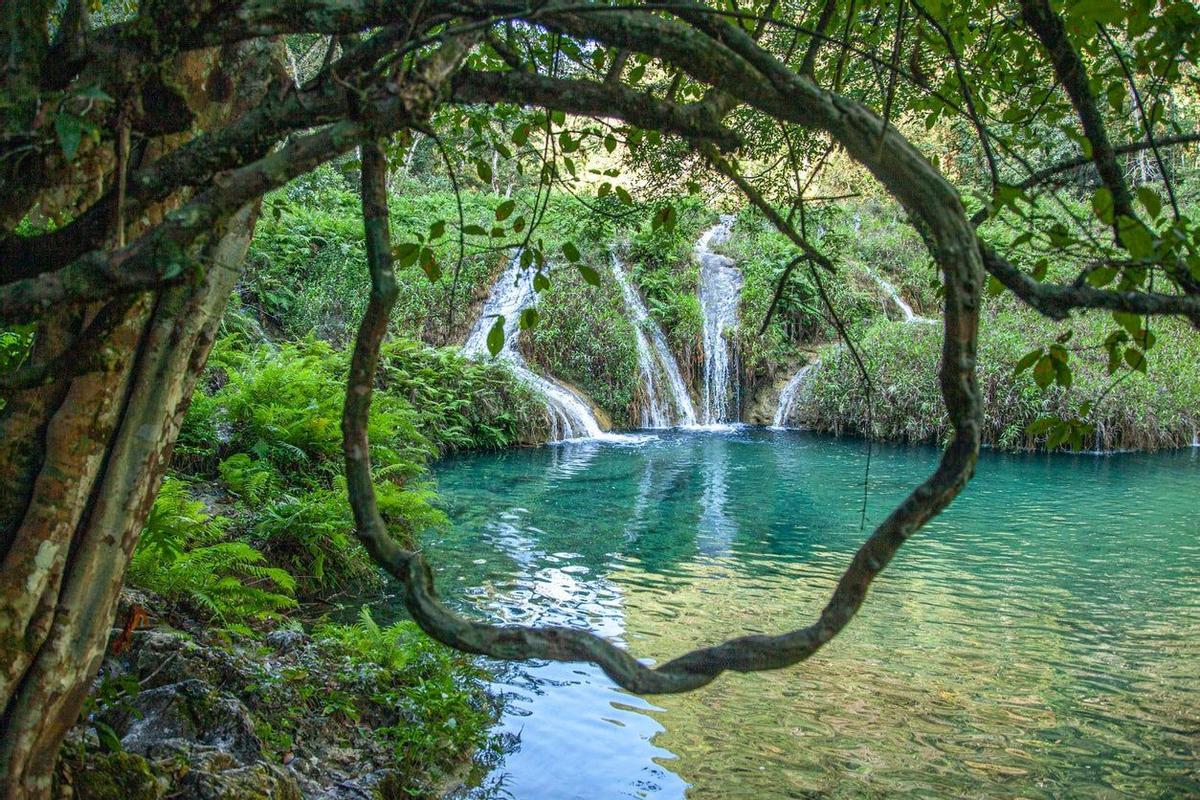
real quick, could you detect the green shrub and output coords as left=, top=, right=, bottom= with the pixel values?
left=250, top=488, right=380, bottom=598
left=795, top=308, right=1200, bottom=451
left=524, top=266, right=641, bottom=419
left=128, top=478, right=295, bottom=623
left=314, top=607, right=493, bottom=781
left=378, top=338, right=546, bottom=450
left=217, top=453, right=281, bottom=506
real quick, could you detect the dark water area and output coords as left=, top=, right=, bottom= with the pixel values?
left=396, top=429, right=1199, bottom=799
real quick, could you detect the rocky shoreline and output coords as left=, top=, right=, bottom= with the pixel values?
left=60, top=591, right=499, bottom=800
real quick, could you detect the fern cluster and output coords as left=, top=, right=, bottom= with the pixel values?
left=137, top=330, right=546, bottom=611
left=129, top=478, right=295, bottom=623
left=314, top=607, right=493, bottom=778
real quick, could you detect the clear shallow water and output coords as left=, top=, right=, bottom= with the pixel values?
left=402, top=430, right=1199, bottom=799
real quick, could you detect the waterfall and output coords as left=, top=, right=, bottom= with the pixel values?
left=695, top=215, right=744, bottom=426
left=611, top=255, right=698, bottom=428
left=771, top=270, right=932, bottom=430
left=869, top=271, right=935, bottom=325
left=464, top=255, right=623, bottom=442
left=771, top=362, right=819, bottom=429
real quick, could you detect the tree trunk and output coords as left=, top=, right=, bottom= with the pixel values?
left=0, top=42, right=278, bottom=800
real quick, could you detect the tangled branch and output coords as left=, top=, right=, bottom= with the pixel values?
left=342, top=2, right=985, bottom=694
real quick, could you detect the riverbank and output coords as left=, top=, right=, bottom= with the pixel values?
left=60, top=330, right=541, bottom=799
left=63, top=590, right=496, bottom=800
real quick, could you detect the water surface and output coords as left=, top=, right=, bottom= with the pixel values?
left=409, top=430, right=1199, bottom=799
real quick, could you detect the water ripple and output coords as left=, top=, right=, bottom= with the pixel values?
left=412, top=430, right=1199, bottom=799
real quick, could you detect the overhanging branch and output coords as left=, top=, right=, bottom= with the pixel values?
left=451, top=69, right=741, bottom=151
left=979, top=242, right=1200, bottom=325
left=344, top=0, right=986, bottom=695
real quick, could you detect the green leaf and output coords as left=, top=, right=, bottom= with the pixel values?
left=94, top=721, right=123, bottom=753
left=76, top=85, right=114, bottom=103
left=1086, top=266, right=1118, bottom=287
left=985, top=275, right=1005, bottom=297
left=558, top=131, right=578, bottom=153
left=578, top=265, right=601, bottom=286
left=512, top=123, right=530, bottom=146
left=1124, top=347, right=1147, bottom=373
left=1026, top=417, right=1058, bottom=435
left=519, top=307, right=539, bottom=330
left=1046, top=422, right=1072, bottom=449
left=533, top=271, right=550, bottom=292
left=486, top=316, right=505, bottom=357
left=561, top=242, right=581, bottom=262
left=1091, top=187, right=1114, bottom=224
left=1014, top=348, right=1043, bottom=375
left=1136, top=186, right=1162, bottom=220
left=1054, top=360, right=1072, bottom=388
left=1116, top=216, right=1154, bottom=258
left=1068, top=0, right=1125, bottom=24
left=428, top=220, right=445, bottom=240
left=1106, top=82, right=1125, bottom=113
left=420, top=248, right=440, bottom=282
left=628, top=65, right=646, bottom=83
left=1112, top=311, right=1142, bottom=337
left=615, top=185, right=633, bottom=205
left=993, top=183, right=1024, bottom=210
left=1032, top=356, right=1055, bottom=388
left=55, top=113, right=85, bottom=161
left=393, top=242, right=420, bottom=267
left=476, top=159, right=492, bottom=183
left=495, top=199, right=516, bottom=221
left=462, top=224, right=487, bottom=236
left=1107, top=344, right=1123, bottom=374
left=604, top=133, right=617, bottom=153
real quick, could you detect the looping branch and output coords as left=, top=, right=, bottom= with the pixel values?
left=344, top=1, right=985, bottom=696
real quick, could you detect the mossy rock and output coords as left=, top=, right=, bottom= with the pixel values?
left=177, top=753, right=302, bottom=800
left=75, top=751, right=162, bottom=800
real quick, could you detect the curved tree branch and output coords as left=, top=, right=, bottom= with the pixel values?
left=968, top=132, right=1200, bottom=228
left=343, top=0, right=985, bottom=695
left=979, top=242, right=1200, bottom=326
left=451, top=68, right=741, bottom=151
left=0, top=37, right=474, bottom=322
left=1018, top=0, right=1135, bottom=236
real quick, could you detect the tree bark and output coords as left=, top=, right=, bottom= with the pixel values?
left=0, top=42, right=277, bottom=800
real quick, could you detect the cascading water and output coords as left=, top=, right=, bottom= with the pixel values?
left=611, top=255, right=698, bottom=428
left=772, top=270, right=933, bottom=429
left=774, top=270, right=930, bottom=425
left=695, top=215, right=744, bottom=426
left=770, top=362, right=818, bottom=429
left=869, top=271, right=934, bottom=324
left=464, top=256, right=615, bottom=442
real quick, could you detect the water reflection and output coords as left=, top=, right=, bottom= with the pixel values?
left=697, top=435, right=736, bottom=556
left=410, top=431, right=1200, bottom=799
